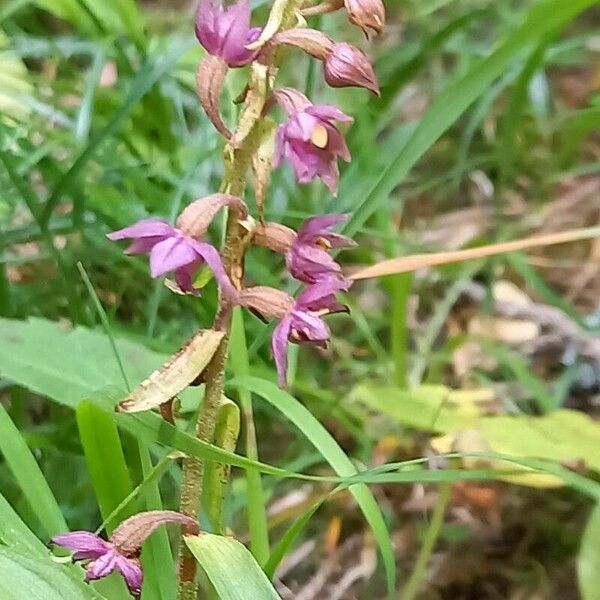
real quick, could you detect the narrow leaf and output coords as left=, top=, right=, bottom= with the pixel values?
left=578, top=503, right=600, bottom=600
left=0, top=404, right=67, bottom=538
left=228, top=377, right=396, bottom=595
left=348, top=226, right=600, bottom=280
left=76, top=401, right=134, bottom=532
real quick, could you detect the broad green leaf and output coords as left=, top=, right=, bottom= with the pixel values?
left=354, top=385, right=600, bottom=483
left=202, top=396, right=240, bottom=534
left=228, top=377, right=396, bottom=596
left=0, top=548, right=104, bottom=600
left=0, top=317, right=174, bottom=408
left=229, top=308, right=270, bottom=563
left=578, top=503, right=600, bottom=600
left=0, top=403, right=67, bottom=537
left=185, top=534, right=280, bottom=600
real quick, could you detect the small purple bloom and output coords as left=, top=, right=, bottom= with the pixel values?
left=52, top=532, right=143, bottom=598
left=286, top=214, right=357, bottom=284
left=195, top=0, right=261, bottom=68
left=274, top=88, right=352, bottom=194
left=272, top=279, right=350, bottom=386
left=107, top=219, right=233, bottom=296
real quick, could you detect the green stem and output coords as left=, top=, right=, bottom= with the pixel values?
left=390, top=272, right=412, bottom=388
left=401, top=483, right=452, bottom=600
left=176, top=3, right=302, bottom=597
left=177, top=152, right=253, bottom=600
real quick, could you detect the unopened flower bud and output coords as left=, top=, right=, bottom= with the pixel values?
left=111, top=511, right=199, bottom=556
left=345, top=0, right=385, bottom=36
left=236, top=286, right=295, bottom=320
left=324, top=43, right=380, bottom=95
left=253, top=221, right=297, bottom=254
left=177, top=194, right=247, bottom=238
left=271, top=28, right=334, bottom=61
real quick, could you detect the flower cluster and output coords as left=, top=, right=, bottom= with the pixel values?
left=108, top=0, right=381, bottom=390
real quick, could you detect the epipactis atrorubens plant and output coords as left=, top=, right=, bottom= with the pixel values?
left=52, top=0, right=384, bottom=597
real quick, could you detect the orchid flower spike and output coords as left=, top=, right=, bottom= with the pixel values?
left=195, top=0, right=261, bottom=138
left=236, top=279, right=350, bottom=386
left=52, top=511, right=198, bottom=598
left=273, top=88, right=352, bottom=194
left=107, top=194, right=245, bottom=296
left=253, top=214, right=356, bottom=283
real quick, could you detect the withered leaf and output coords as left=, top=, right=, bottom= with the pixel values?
left=117, top=329, right=224, bottom=413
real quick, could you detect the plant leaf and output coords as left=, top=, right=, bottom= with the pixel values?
left=578, top=503, right=600, bottom=600
left=0, top=404, right=68, bottom=537
left=228, top=376, right=396, bottom=595
left=348, top=226, right=600, bottom=280
left=0, top=548, right=105, bottom=600
left=117, top=329, right=224, bottom=413
left=185, top=534, right=281, bottom=600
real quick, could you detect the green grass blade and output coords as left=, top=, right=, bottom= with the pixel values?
left=578, top=503, right=600, bottom=600
left=229, top=308, right=270, bottom=563
left=75, top=401, right=134, bottom=532
left=0, top=404, right=68, bottom=538
left=228, top=376, right=396, bottom=596
left=342, top=0, right=598, bottom=238
left=0, top=490, right=48, bottom=557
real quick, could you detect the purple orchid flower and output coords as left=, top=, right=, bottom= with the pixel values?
left=195, top=0, right=261, bottom=68
left=273, top=88, right=352, bottom=194
left=274, top=280, right=350, bottom=386
left=107, top=219, right=232, bottom=296
left=286, top=214, right=357, bottom=284
left=52, top=531, right=143, bottom=597
left=52, top=511, right=198, bottom=599
left=234, top=279, right=350, bottom=386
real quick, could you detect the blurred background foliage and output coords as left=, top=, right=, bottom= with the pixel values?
left=1, top=0, right=600, bottom=598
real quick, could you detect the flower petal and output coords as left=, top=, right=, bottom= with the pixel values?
left=296, top=279, right=350, bottom=310
left=86, top=551, right=119, bottom=581
left=305, top=104, right=353, bottom=123
left=297, top=214, right=349, bottom=239
left=149, top=236, right=198, bottom=278
left=115, top=556, right=143, bottom=597
left=106, top=219, right=174, bottom=242
left=190, top=241, right=236, bottom=297
left=272, top=316, right=293, bottom=387
left=52, top=532, right=111, bottom=560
